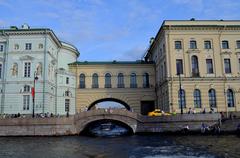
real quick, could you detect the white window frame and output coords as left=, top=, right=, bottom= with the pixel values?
left=23, top=95, right=30, bottom=110
left=23, top=62, right=31, bottom=78
left=0, top=63, right=2, bottom=79
left=25, top=43, right=32, bottom=50
left=0, top=44, right=4, bottom=52
left=65, top=99, right=70, bottom=112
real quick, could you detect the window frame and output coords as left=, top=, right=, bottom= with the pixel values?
left=206, top=59, right=214, bottom=74
left=175, top=41, right=182, bottom=49
left=204, top=40, right=212, bottom=49
left=208, top=89, right=217, bottom=108
left=178, top=89, right=186, bottom=108
left=227, top=89, right=234, bottom=107
left=194, top=89, right=201, bottom=108
left=224, top=58, right=231, bottom=74
left=190, top=40, right=197, bottom=49
left=222, top=40, right=229, bottom=49
left=25, top=43, right=32, bottom=50
left=23, top=62, right=31, bottom=78
left=176, top=59, right=183, bottom=75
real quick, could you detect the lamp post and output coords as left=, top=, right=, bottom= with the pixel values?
left=178, top=73, right=183, bottom=114
left=32, top=71, right=38, bottom=118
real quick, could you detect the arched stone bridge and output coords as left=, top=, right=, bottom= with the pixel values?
left=74, top=109, right=221, bottom=134
left=74, top=109, right=141, bottom=133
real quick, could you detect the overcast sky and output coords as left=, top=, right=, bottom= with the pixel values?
left=1, top=0, right=240, bottom=61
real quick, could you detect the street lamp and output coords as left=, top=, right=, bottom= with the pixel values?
left=32, top=71, right=38, bottom=118
left=178, top=73, right=183, bottom=114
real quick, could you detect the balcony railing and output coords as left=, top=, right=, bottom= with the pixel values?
left=117, top=84, right=125, bottom=88
left=130, top=84, right=137, bottom=88
left=143, top=84, right=150, bottom=88
left=92, top=84, right=99, bottom=88
left=105, top=84, right=112, bottom=88
left=79, top=84, right=85, bottom=89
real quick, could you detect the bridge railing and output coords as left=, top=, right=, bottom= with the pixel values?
left=74, top=109, right=138, bottom=120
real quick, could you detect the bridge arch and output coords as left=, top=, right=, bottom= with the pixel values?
left=87, top=98, right=131, bottom=111
left=74, top=109, right=139, bottom=134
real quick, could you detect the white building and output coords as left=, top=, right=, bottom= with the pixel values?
left=0, top=24, right=79, bottom=115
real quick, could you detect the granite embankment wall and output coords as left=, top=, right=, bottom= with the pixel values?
left=137, top=114, right=221, bottom=133
left=0, top=117, right=76, bottom=136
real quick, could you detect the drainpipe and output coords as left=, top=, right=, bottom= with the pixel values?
left=42, top=30, right=47, bottom=113
left=55, top=47, right=60, bottom=115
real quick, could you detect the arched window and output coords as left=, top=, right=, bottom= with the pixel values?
left=79, top=73, right=85, bottom=88
left=130, top=73, right=137, bottom=88
left=208, top=89, right=217, bottom=108
left=23, top=85, right=31, bottom=92
left=92, top=73, right=98, bottom=88
left=117, top=73, right=124, bottom=88
left=65, top=91, right=70, bottom=97
left=227, top=89, right=234, bottom=107
left=194, top=89, right=201, bottom=108
left=178, top=89, right=186, bottom=108
left=191, top=55, right=199, bottom=77
left=143, top=73, right=150, bottom=88
left=105, top=73, right=111, bottom=88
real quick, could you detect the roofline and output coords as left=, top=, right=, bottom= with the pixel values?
left=145, top=19, right=240, bottom=59
left=0, top=28, right=62, bottom=47
left=68, top=60, right=154, bottom=65
left=60, top=41, right=80, bottom=57
left=0, top=28, right=80, bottom=57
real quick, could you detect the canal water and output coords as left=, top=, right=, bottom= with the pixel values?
left=0, top=135, right=239, bottom=158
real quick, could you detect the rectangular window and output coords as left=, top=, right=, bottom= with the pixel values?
left=190, top=40, right=197, bottom=49
left=0, top=64, right=2, bottom=79
left=206, top=59, right=214, bottom=74
left=204, top=41, right=211, bottom=49
left=238, top=59, right=240, bottom=72
left=222, top=41, right=229, bottom=49
left=23, top=95, right=30, bottom=110
left=0, top=45, right=4, bottom=52
left=236, top=40, right=240, bottom=49
left=66, top=77, right=69, bottom=84
left=176, top=59, right=183, bottom=74
left=24, top=62, right=31, bottom=77
left=25, top=43, right=32, bottom=50
left=175, top=41, right=182, bottom=49
left=224, top=59, right=231, bottom=74
left=65, top=99, right=70, bottom=112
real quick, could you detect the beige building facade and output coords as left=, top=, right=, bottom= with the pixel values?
left=145, top=20, right=240, bottom=114
left=69, top=61, right=156, bottom=114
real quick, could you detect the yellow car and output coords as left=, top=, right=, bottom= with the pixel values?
left=148, top=109, right=172, bottom=116
left=148, top=109, right=162, bottom=116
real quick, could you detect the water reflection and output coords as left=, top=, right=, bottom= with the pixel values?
left=0, top=135, right=239, bottom=158
left=88, top=121, right=130, bottom=137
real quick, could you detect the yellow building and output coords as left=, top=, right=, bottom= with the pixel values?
left=69, top=61, right=156, bottom=114
left=145, top=20, right=240, bottom=114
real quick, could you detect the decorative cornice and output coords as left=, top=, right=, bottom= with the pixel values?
left=186, top=49, right=200, bottom=54
left=220, top=50, right=232, bottom=55
left=19, top=55, right=34, bottom=60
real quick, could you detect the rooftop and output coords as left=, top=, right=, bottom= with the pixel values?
left=69, top=60, right=154, bottom=65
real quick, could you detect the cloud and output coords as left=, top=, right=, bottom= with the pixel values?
left=117, top=46, right=146, bottom=61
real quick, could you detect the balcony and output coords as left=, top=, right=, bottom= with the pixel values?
left=143, top=84, right=150, bottom=88
left=79, top=84, right=85, bottom=89
left=130, top=84, right=137, bottom=88
left=92, top=84, right=99, bottom=88
left=117, top=84, right=125, bottom=88
left=105, top=84, right=112, bottom=88
left=192, top=69, right=200, bottom=77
